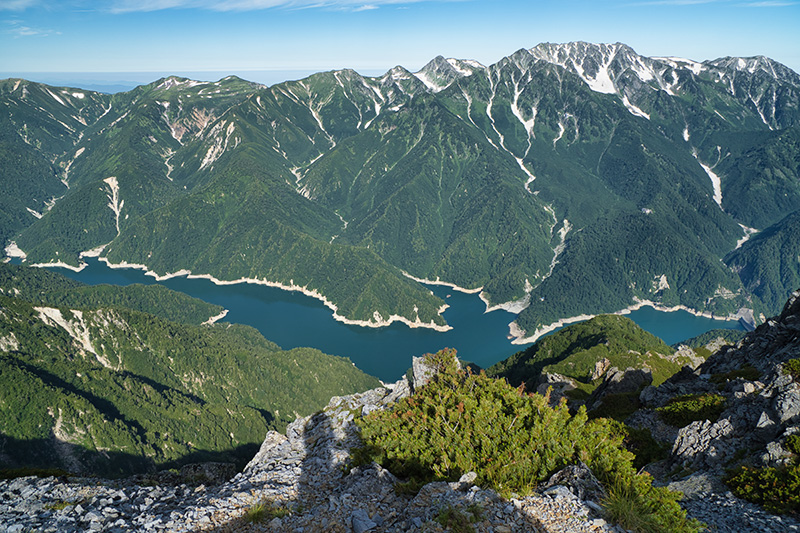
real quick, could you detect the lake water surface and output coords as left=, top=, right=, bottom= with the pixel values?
left=46, top=259, right=744, bottom=382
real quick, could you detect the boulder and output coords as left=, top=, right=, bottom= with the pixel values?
left=588, top=366, right=652, bottom=410
left=535, top=373, right=578, bottom=404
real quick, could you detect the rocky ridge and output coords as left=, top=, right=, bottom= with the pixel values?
left=630, top=290, right=800, bottom=531
left=0, top=360, right=618, bottom=532
left=639, top=290, right=800, bottom=471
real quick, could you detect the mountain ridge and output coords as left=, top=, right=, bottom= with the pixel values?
left=3, top=41, right=799, bottom=339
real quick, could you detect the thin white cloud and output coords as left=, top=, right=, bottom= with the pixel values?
left=0, top=0, right=38, bottom=10
left=108, top=0, right=434, bottom=13
left=740, top=0, right=797, bottom=5
left=3, top=18, right=59, bottom=36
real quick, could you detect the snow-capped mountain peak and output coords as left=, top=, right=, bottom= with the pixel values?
left=413, top=55, right=482, bottom=93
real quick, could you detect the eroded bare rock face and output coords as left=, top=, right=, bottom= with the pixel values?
left=637, top=289, right=800, bottom=472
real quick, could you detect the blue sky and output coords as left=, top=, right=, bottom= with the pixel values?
left=2, top=0, right=799, bottom=87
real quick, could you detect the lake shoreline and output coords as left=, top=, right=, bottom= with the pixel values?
left=17, top=256, right=747, bottom=382
left=510, top=298, right=751, bottom=345
left=97, top=257, right=453, bottom=332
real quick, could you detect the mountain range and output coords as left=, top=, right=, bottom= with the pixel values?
left=2, top=41, right=799, bottom=340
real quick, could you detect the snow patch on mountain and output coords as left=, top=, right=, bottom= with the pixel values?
left=654, top=57, right=704, bottom=76
left=46, top=88, right=66, bottom=106
left=200, top=121, right=237, bottom=170
left=413, top=70, right=445, bottom=92
left=692, top=151, right=724, bottom=208
left=621, top=95, right=650, bottom=119
left=735, top=224, right=759, bottom=250
left=103, top=176, right=124, bottom=236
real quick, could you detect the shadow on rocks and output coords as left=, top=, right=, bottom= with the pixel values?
left=208, top=377, right=607, bottom=532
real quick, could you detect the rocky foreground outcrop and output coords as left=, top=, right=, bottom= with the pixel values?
left=0, top=359, right=617, bottom=533
left=638, top=291, right=800, bottom=471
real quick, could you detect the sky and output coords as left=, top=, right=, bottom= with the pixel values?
left=1, top=0, right=799, bottom=89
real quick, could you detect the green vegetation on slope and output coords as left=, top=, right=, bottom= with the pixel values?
left=0, top=265, right=380, bottom=477
left=715, top=127, right=800, bottom=229
left=5, top=46, right=800, bottom=330
left=357, top=350, right=702, bottom=532
left=725, top=210, right=800, bottom=318
left=671, top=328, right=747, bottom=350
left=488, top=315, right=688, bottom=394
left=0, top=263, right=223, bottom=326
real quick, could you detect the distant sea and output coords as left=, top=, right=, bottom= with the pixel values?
left=40, top=259, right=744, bottom=382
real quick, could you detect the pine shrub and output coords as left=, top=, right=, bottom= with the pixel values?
left=725, top=464, right=800, bottom=514
left=656, top=393, right=727, bottom=427
left=783, top=358, right=800, bottom=381
left=356, top=349, right=701, bottom=532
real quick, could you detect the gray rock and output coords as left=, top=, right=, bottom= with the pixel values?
left=543, top=485, right=573, bottom=500
left=773, top=386, right=800, bottom=424
left=535, top=373, right=578, bottom=404
left=351, top=508, right=377, bottom=533
left=545, top=463, right=605, bottom=502
left=588, top=366, right=652, bottom=411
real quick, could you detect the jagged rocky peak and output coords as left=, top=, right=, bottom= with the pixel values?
left=379, top=65, right=427, bottom=97
left=529, top=41, right=662, bottom=95
left=413, top=55, right=482, bottom=92
left=705, top=55, right=799, bottom=82
left=384, top=65, right=415, bottom=80
left=491, top=48, right=540, bottom=73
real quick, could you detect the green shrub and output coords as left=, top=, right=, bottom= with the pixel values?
left=656, top=394, right=727, bottom=427
left=434, top=504, right=481, bottom=533
left=710, top=365, right=761, bottom=385
left=787, top=435, right=800, bottom=456
left=589, top=391, right=642, bottom=421
left=356, top=349, right=701, bottom=533
left=245, top=499, right=290, bottom=523
left=604, top=476, right=702, bottom=533
left=606, top=421, right=669, bottom=470
left=783, top=359, right=800, bottom=381
left=725, top=463, right=800, bottom=514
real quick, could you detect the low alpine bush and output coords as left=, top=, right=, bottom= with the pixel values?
left=783, top=358, right=800, bottom=381
left=356, top=349, right=702, bottom=532
left=725, top=463, right=800, bottom=514
left=656, top=393, right=727, bottom=427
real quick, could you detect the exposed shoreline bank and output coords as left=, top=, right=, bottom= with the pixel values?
left=509, top=298, right=751, bottom=345
left=96, top=258, right=453, bottom=332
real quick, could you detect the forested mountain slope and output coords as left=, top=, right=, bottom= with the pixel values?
left=3, top=42, right=799, bottom=338
left=0, top=264, right=379, bottom=476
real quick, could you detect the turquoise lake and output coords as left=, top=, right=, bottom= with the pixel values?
left=45, top=259, right=745, bottom=382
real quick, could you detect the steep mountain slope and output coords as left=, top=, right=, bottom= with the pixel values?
left=0, top=265, right=380, bottom=476
left=2, top=42, right=799, bottom=337
left=725, top=210, right=800, bottom=318
left=487, top=314, right=694, bottom=395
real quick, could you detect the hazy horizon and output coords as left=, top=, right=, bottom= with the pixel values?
left=2, top=1, right=799, bottom=83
